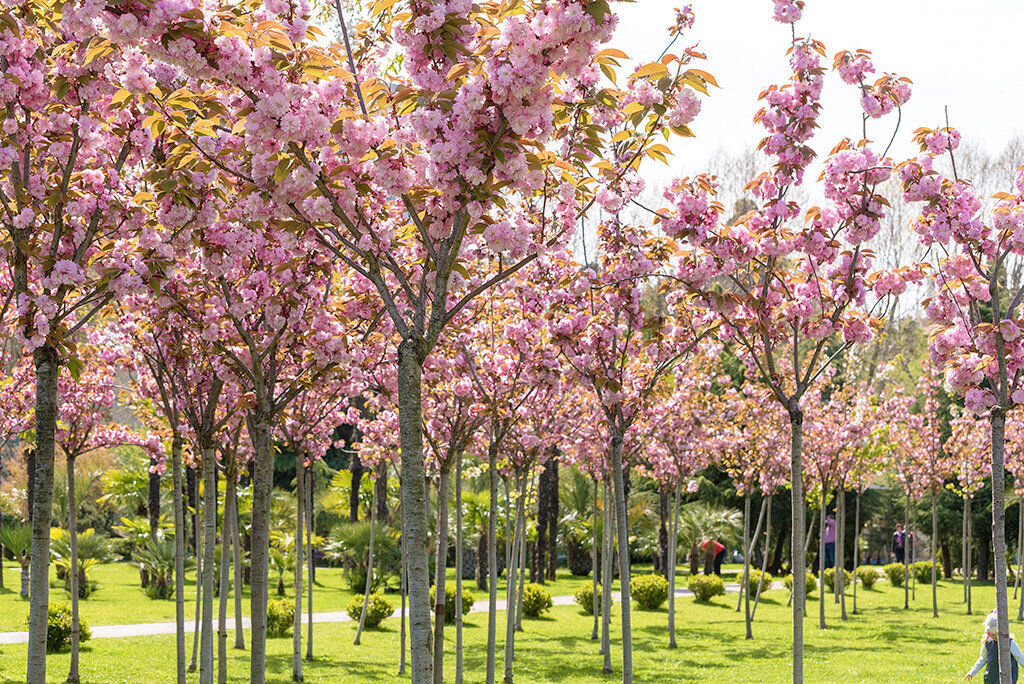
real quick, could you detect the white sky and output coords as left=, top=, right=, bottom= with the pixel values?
left=612, top=0, right=1024, bottom=176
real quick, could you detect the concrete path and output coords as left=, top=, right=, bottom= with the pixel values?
left=0, top=581, right=771, bottom=645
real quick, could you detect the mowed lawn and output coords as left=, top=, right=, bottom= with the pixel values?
left=0, top=565, right=1006, bottom=683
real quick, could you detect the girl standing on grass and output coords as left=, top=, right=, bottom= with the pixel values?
left=965, top=611, right=1024, bottom=682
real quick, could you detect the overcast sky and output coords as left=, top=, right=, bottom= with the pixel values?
left=611, top=0, right=1024, bottom=177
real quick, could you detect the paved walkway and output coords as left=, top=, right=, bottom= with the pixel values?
left=0, top=581, right=769, bottom=645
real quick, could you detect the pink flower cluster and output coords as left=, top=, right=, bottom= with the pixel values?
left=771, top=0, right=803, bottom=23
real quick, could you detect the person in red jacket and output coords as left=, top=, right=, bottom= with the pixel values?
left=701, top=538, right=727, bottom=576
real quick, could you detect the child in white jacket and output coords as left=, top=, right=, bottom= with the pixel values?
left=966, top=611, right=1024, bottom=682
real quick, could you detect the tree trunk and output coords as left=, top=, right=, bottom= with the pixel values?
left=349, top=451, right=364, bottom=523
left=218, top=467, right=232, bottom=684
left=658, top=486, right=669, bottom=578
left=737, top=494, right=750, bottom=613
left=477, top=530, right=489, bottom=592
left=355, top=474, right=377, bottom=647
left=375, top=463, right=388, bottom=524
left=293, top=453, right=304, bottom=682
left=591, top=474, right=599, bottom=641
left=668, top=481, right=680, bottom=648
left=752, top=494, right=773, bottom=622
left=979, top=525, right=990, bottom=582
left=963, top=497, right=969, bottom=605
left=503, top=473, right=524, bottom=683
left=743, top=495, right=767, bottom=638
left=609, top=425, right=633, bottom=683
left=455, top=454, right=465, bottom=684
left=305, top=463, right=314, bottom=659
left=68, top=454, right=81, bottom=683
left=1016, top=495, right=1023, bottom=601
left=396, top=341, right=432, bottom=683
left=533, top=465, right=548, bottom=585
left=232, top=471, right=245, bottom=652
left=431, top=465, right=449, bottom=682
left=600, top=480, right=613, bottom=674
left=149, top=455, right=161, bottom=539
left=787, top=406, right=806, bottom=684
left=189, top=465, right=202, bottom=674
left=486, top=439, right=499, bottom=684
left=399, top=529, right=407, bottom=675
left=991, top=408, right=1012, bottom=684
left=514, top=487, right=528, bottom=633
left=967, top=495, right=973, bottom=615
left=201, top=448, right=217, bottom=684
left=26, top=344, right=58, bottom=684
left=547, top=456, right=559, bottom=582
left=852, top=492, right=860, bottom=616
left=172, top=433, right=187, bottom=682
left=903, top=489, right=910, bottom=610
left=26, top=448, right=35, bottom=526
left=932, top=490, right=938, bottom=619
left=817, top=503, right=826, bottom=630
left=838, top=489, right=847, bottom=620
left=248, top=413, right=275, bottom=684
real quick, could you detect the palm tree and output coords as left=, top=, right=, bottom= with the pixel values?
left=677, top=502, right=742, bottom=574
left=0, top=524, right=32, bottom=598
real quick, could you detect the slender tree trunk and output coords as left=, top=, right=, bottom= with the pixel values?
left=293, top=453, right=304, bottom=682
left=787, top=406, right=806, bottom=684
left=503, top=473, right=524, bottom=683
left=963, top=498, right=968, bottom=605
left=248, top=413, right=275, bottom=684
left=658, top=486, right=669, bottom=578
left=967, top=494, right=973, bottom=615
left=190, top=465, right=202, bottom=673
left=591, top=474, right=599, bottom=641
left=68, top=454, right=81, bottom=684
left=355, top=481, right=378, bottom=646
left=219, top=464, right=234, bottom=684
left=431, top=465, right=450, bottom=682
left=232, top=472, right=245, bottom=651
left=932, top=490, right=938, bottom=619
left=817, top=503, right=826, bottom=630
left=752, top=494, right=773, bottom=622
left=172, top=433, right=187, bottom=682
left=600, top=480, right=613, bottom=674
left=991, top=408, right=1012, bottom=684
left=743, top=496, right=767, bottom=638
left=609, top=425, right=633, bottom=683
left=903, top=489, right=910, bottom=610
left=1016, top=495, right=1023, bottom=605
left=396, top=341, right=432, bottom=683
left=399, top=528, right=407, bottom=676
left=26, top=344, right=58, bottom=684
left=547, top=456, right=559, bottom=582
left=838, top=489, right=847, bottom=620
left=486, top=440, right=499, bottom=684
left=455, top=454, right=465, bottom=684
left=515, top=477, right=529, bottom=633
left=668, top=481, right=680, bottom=648
left=737, top=495, right=750, bottom=614
left=852, top=492, right=860, bottom=616
left=350, top=451, right=363, bottom=523
left=201, top=449, right=217, bottom=684
left=306, top=464, right=314, bottom=659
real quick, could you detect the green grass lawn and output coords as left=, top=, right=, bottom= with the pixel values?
left=0, top=569, right=1007, bottom=682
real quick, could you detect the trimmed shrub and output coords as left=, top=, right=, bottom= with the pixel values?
left=823, top=568, right=853, bottom=592
left=913, top=560, right=938, bottom=585
left=521, top=583, right=553, bottom=618
left=27, top=603, right=91, bottom=652
left=267, top=598, right=294, bottom=638
left=782, top=571, right=817, bottom=593
left=747, top=569, right=773, bottom=594
left=632, top=574, right=669, bottom=610
left=856, top=566, right=880, bottom=589
left=883, top=563, right=906, bottom=587
left=429, top=584, right=475, bottom=624
left=688, top=574, right=725, bottom=602
left=346, top=593, right=395, bottom=629
left=574, top=583, right=602, bottom=615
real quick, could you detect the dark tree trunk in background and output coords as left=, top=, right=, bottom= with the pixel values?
left=148, top=456, right=161, bottom=539
left=942, top=542, right=952, bottom=579
left=979, top=534, right=991, bottom=582
left=187, top=466, right=198, bottom=551
left=476, top=532, right=488, bottom=592
left=532, top=455, right=559, bottom=584
left=658, top=486, right=669, bottom=577
left=375, top=462, right=388, bottom=524
left=25, top=448, right=35, bottom=525
left=547, top=456, right=558, bottom=582
left=350, top=452, right=364, bottom=523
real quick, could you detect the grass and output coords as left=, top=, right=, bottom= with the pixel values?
left=0, top=566, right=1006, bottom=682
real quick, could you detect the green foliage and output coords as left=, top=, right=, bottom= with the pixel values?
left=0, top=524, right=32, bottom=564
left=27, top=603, right=91, bottom=652
left=50, top=528, right=114, bottom=598
left=346, top=593, right=395, bottom=629
left=521, top=583, right=553, bottom=618
left=857, top=566, right=880, bottom=589
left=429, top=584, right=474, bottom=624
left=323, top=521, right=401, bottom=593
left=573, top=583, right=601, bottom=615
left=688, top=574, right=725, bottom=602
left=913, top=560, right=938, bottom=585
left=631, top=574, right=669, bottom=610
left=823, top=568, right=853, bottom=592
left=883, top=563, right=906, bottom=587
left=267, top=599, right=294, bottom=638
left=133, top=536, right=188, bottom=600
left=782, top=571, right=816, bottom=593
left=747, top=569, right=773, bottom=593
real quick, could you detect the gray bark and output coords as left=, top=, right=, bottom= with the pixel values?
left=503, top=474, right=524, bottom=683
left=173, top=433, right=187, bottom=682
left=486, top=440, right=498, bottom=684
left=219, top=465, right=234, bottom=684
left=432, top=465, right=450, bottom=682
left=838, top=489, right=847, bottom=620
left=817, top=503, right=826, bottom=630
left=201, top=449, right=217, bottom=684
left=600, top=479, right=613, bottom=673
left=788, top=406, right=806, bottom=684
left=68, top=454, right=81, bottom=683
left=743, top=496, right=767, bottom=638
left=591, top=474, right=599, bottom=641
left=514, top=484, right=528, bottom=633
left=668, top=481, right=680, bottom=648
left=26, top=344, right=58, bottom=684
left=610, top=427, right=633, bottom=683
left=932, top=490, right=938, bottom=619
left=852, top=492, right=860, bottom=615
left=306, top=464, right=314, bottom=659
left=455, top=454, right=465, bottom=684
left=399, top=526, right=407, bottom=675
left=991, top=409, right=1012, bottom=684
left=233, top=469, right=245, bottom=651
left=248, top=415, right=274, bottom=684
left=293, top=454, right=304, bottom=681
left=752, top=495, right=773, bottom=621
left=189, top=466, right=202, bottom=673
left=355, top=477, right=378, bottom=646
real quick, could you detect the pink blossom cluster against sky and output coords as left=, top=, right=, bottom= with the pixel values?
left=615, top=0, right=1024, bottom=173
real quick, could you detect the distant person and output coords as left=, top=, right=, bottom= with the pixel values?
left=892, top=523, right=905, bottom=564
left=965, top=610, right=1024, bottom=682
left=823, top=513, right=836, bottom=569
left=701, top=538, right=727, bottom=576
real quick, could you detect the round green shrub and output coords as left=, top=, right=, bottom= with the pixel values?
left=346, top=593, right=395, bottom=629
left=883, top=563, right=906, bottom=587
left=913, top=560, right=937, bottom=585
left=782, top=571, right=816, bottom=593
left=574, top=583, right=602, bottom=615
left=26, top=602, right=91, bottom=652
left=747, top=569, right=773, bottom=593
left=430, top=584, right=474, bottom=624
left=267, top=598, right=294, bottom=638
left=521, top=583, right=553, bottom=618
left=632, top=574, right=669, bottom=610
left=822, top=568, right=853, bottom=592
left=856, top=566, right=879, bottom=589
left=687, top=574, right=725, bottom=602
